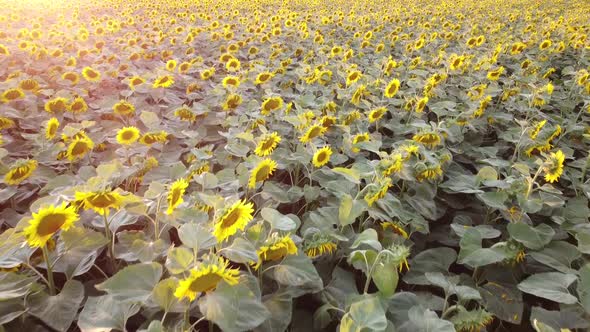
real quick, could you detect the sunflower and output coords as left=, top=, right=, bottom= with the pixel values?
left=4, top=159, right=37, bottom=185
left=384, top=79, right=400, bottom=98
left=249, top=158, right=278, bottom=189
left=66, top=136, right=94, bottom=161
left=45, top=117, right=59, bottom=140
left=225, top=58, right=241, bottom=72
left=529, top=120, right=547, bottom=139
left=253, top=234, right=298, bottom=269
left=305, top=238, right=337, bottom=258
left=23, top=203, right=78, bottom=248
left=449, top=54, right=465, bottom=71
left=44, top=97, right=69, bottom=113
left=0, top=44, right=9, bottom=56
left=543, top=150, right=565, bottom=183
left=82, top=67, right=101, bottom=82
left=153, top=75, right=174, bottom=88
left=539, top=39, right=552, bottom=51
left=487, top=67, right=504, bottom=81
left=416, top=164, right=443, bottom=182
left=213, top=199, right=255, bottom=242
left=381, top=221, right=409, bottom=239
left=255, top=71, right=274, bottom=85
left=75, top=190, right=125, bottom=216
left=415, top=96, right=429, bottom=113
left=200, top=68, right=215, bottom=80
left=312, top=146, right=332, bottom=167
left=261, top=96, right=284, bottom=115
left=300, top=124, right=327, bottom=143
left=128, top=76, right=146, bottom=90
left=223, top=94, right=242, bottom=111
left=383, top=153, right=404, bottom=176
left=368, top=107, right=387, bottom=123
left=174, top=256, right=240, bottom=301
left=1, top=88, right=25, bottom=103
left=165, top=59, right=177, bottom=71
left=112, top=100, right=135, bottom=116
left=18, top=79, right=39, bottom=91
left=412, top=131, right=441, bottom=148
left=116, top=126, right=140, bottom=145
left=68, top=96, right=88, bottom=113
left=140, top=131, right=168, bottom=145
left=254, top=132, right=281, bottom=156
left=0, top=117, right=15, bottom=130
left=61, top=72, right=79, bottom=84
left=166, top=178, right=189, bottom=215
left=222, top=75, right=240, bottom=89
left=351, top=84, right=367, bottom=105
left=346, top=70, right=362, bottom=86
left=365, top=177, right=392, bottom=206
left=352, top=132, right=370, bottom=152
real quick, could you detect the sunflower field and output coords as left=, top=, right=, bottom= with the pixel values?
left=0, top=0, right=590, bottom=331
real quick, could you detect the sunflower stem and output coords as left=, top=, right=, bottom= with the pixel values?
left=102, top=213, right=114, bottom=263
left=42, top=245, right=56, bottom=295
left=525, top=164, right=543, bottom=199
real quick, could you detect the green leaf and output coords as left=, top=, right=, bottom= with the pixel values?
left=577, top=263, right=590, bottom=314
left=261, top=208, right=297, bottom=231
left=95, top=262, right=163, bottom=303
left=517, top=272, right=577, bottom=304
left=338, top=194, right=366, bottom=226
left=221, top=237, right=259, bottom=264
left=479, top=282, right=523, bottom=324
left=332, top=167, right=361, bottom=184
left=0, top=299, right=25, bottom=325
left=398, top=306, right=455, bottom=332
left=476, top=191, right=508, bottom=209
left=140, top=111, right=161, bottom=129
left=576, top=231, right=590, bottom=254
left=29, top=280, right=84, bottom=332
left=199, top=282, right=270, bottom=332
left=340, top=294, right=387, bottom=332
left=256, top=291, right=293, bottom=332
left=165, top=247, right=193, bottom=274
left=151, top=278, right=181, bottom=313
left=178, top=223, right=216, bottom=250
left=0, top=272, right=37, bottom=300
left=372, top=258, right=399, bottom=298
left=507, top=223, right=554, bottom=250
left=529, top=241, right=580, bottom=274
left=530, top=306, right=590, bottom=331
left=272, top=255, right=323, bottom=290
left=350, top=229, right=382, bottom=251
left=78, top=295, right=141, bottom=332
left=115, top=230, right=168, bottom=263
left=404, top=248, right=457, bottom=285
left=458, top=228, right=506, bottom=267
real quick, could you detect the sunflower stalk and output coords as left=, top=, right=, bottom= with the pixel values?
left=525, top=164, right=544, bottom=199
left=42, top=244, right=56, bottom=295
left=102, top=213, right=114, bottom=263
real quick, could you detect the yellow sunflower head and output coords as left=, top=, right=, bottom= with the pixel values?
left=4, top=159, right=37, bottom=186
left=225, top=58, right=241, bottom=72
left=364, top=177, right=392, bottom=206
left=543, top=150, right=565, bottom=183
left=66, top=136, right=95, bottom=161
left=140, top=131, right=168, bottom=145
left=165, top=59, right=177, bottom=71
left=254, top=132, right=281, bottom=157
left=222, top=75, right=241, bottom=89
left=255, top=71, right=274, bottom=85
left=74, top=189, right=125, bottom=216
left=352, top=132, right=370, bottom=152
left=213, top=199, right=255, bottom=242
left=248, top=158, right=278, bottom=189
left=1, top=88, right=25, bottom=103
left=174, top=255, right=240, bottom=301
left=300, top=124, right=327, bottom=144
left=45, top=117, right=59, bottom=140
left=18, top=79, right=39, bottom=91
left=24, top=202, right=79, bottom=248
left=166, top=178, right=189, bottom=215
left=223, top=94, right=243, bottom=111
left=0, top=117, right=15, bottom=130
left=312, top=146, right=333, bottom=168
left=346, top=70, right=362, bottom=86
left=381, top=221, right=409, bottom=239
left=68, top=96, right=88, bottom=113
left=412, top=131, right=441, bottom=148
left=368, top=107, right=387, bottom=123
left=253, top=233, right=298, bottom=269
left=113, top=100, right=135, bottom=116
left=261, top=96, right=284, bottom=115
left=116, top=126, right=140, bottom=145
left=82, top=67, right=101, bottom=82
left=44, top=97, right=69, bottom=113
left=153, top=75, right=174, bottom=88
left=305, top=234, right=337, bottom=258
left=384, top=79, right=400, bottom=98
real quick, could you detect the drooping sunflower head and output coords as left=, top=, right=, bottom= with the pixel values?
left=23, top=202, right=79, bottom=248
left=254, top=132, right=281, bottom=157
left=248, top=158, right=278, bottom=189
left=4, top=159, right=37, bottom=186
left=166, top=178, right=189, bottom=215
left=415, top=96, right=429, bottom=113
left=74, top=189, right=125, bottom=216
left=66, top=136, right=95, bottom=161
left=116, top=126, right=140, bottom=145
left=45, top=117, right=60, bottom=140
left=213, top=199, right=255, bottom=242
left=382, top=153, right=404, bottom=176
left=364, top=177, right=392, bottom=206
left=415, top=163, right=444, bottom=182
left=113, top=100, right=135, bottom=116
left=82, top=67, right=101, bottom=82
left=300, top=124, right=327, bottom=144
left=261, top=96, right=284, bottom=115
left=153, top=75, right=174, bottom=88
left=304, top=234, right=337, bottom=258
left=312, top=146, right=333, bottom=168
left=223, top=93, right=243, bottom=111
left=174, top=255, right=240, bottom=301
left=543, top=150, right=565, bottom=183
left=1, top=88, right=25, bottom=103
left=412, top=131, right=441, bottom=148
left=253, top=233, right=298, bottom=269
left=450, top=308, right=494, bottom=332
left=140, top=131, right=168, bottom=145
left=381, top=221, right=409, bottom=239
left=486, top=66, right=504, bottom=81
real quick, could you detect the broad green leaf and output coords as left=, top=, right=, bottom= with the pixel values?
left=332, top=167, right=360, bottom=184
left=256, top=291, right=293, bottom=332
left=372, top=259, right=399, bottom=298
left=178, top=223, right=216, bottom=250
left=29, top=280, right=84, bottom=332
left=577, top=263, right=590, bottom=314
left=340, top=294, right=387, bottom=332
left=404, top=248, right=457, bottom=285
left=350, top=229, right=382, bottom=251
left=507, top=223, right=554, bottom=250
left=221, top=237, right=259, bottom=264
left=476, top=191, right=508, bottom=209
left=530, top=306, right=589, bottom=331
left=165, top=247, right=193, bottom=274
left=575, top=231, right=590, bottom=254
left=96, top=262, right=163, bottom=303
left=398, top=306, right=455, bottom=332
left=151, top=278, right=181, bottom=313
left=458, top=228, right=506, bottom=267
left=199, top=282, right=270, bottom=332
left=517, top=272, right=577, bottom=304
left=115, top=230, right=168, bottom=263
left=78, top=295, right=141, bottom=332
left=261, top=208, right=297, bottom=231
left=0, top=272, right=37, bottom=300
left=0, top=299, right=25, bottom=325
left=272, top=255, right=323, bottom=290
left=338, top=194, right=366, bottom=226
left=529, top=241, right=579, bottom=274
